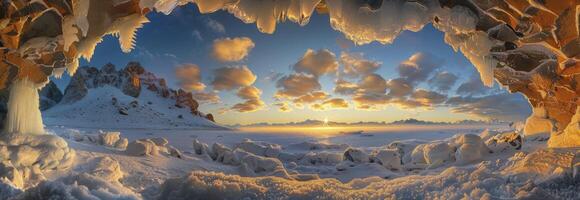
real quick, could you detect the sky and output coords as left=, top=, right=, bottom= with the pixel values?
left=51, top=4, right=531, bottom=126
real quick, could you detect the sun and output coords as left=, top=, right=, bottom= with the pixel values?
left=323, top=117, right=329, bottom=126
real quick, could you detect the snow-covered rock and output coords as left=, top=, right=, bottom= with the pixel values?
left=410, top=144, right=428, bottom=167
left=167, top=146, right=183, bottom=159
left=235, top=149, right=291, bottom=179
left=0, top=161, right=23, bottom=189
left=385, top=140, right=425, bottom=165
left=343, top=148, right=369, bottom=163
left=150, top=137, right=168, bottom=147
left=192, top=139, right=212, bottom=159
left=234, top=139, right=282, bottom=158
left=298, top=151, right=342, bottom=166
left=485, top=131, right=522, bottom=153
left=423, top=142, right=454, bottom=168
left=211, top=143, right=238, bottom=165
left=114, top=138, right=129, bottom=149
left=452, top=134, right=491, bottom=164
left=125, top=139, right=158, bottom=156
left=0, top=133, right=75, bottom=188
left=98, top=131, right=121, bottom=147
left=371, top=149, right=402, bottom=171
left=85, top=157, right=124, bottom=182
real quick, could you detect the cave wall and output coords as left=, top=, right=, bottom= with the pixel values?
left=0, top=0, right=577, bottom=146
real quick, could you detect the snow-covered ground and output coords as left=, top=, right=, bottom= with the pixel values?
left=1, top=124, right=578, bottom=200
left=43, top=87, right=223, bottom=130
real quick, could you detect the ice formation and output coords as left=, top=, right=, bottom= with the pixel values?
left=3, top=79, right=45, bottom=135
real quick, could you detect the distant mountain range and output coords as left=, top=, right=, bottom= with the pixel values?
left=234, top=118, right=510, bottom=128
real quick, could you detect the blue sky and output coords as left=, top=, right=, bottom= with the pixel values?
left=52, top=4, right=531, bottom=125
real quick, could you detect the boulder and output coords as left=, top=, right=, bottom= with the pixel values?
left=371, top=149, right=402, bottom=171
left=98, top=131, right=121, bottom=147
left=485, top=132, right=522, bottom=153
left=114, top=138, right=128, bottom=149
left=423, top=142, right=454, bottom=167
left=150, top=137, right=169, bottom=147
left=343, top=148, right=369, bottom=163
left=125, top=139, right=158, bottom=156
left=211, top=143, right=238, bottom=165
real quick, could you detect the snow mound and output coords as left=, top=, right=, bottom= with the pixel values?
left=234, top=139, right=282, bottom=158
left=84, top=157, right=124, bottom=182
left=0, top=133, right=75, bottom=188
left=153, top=154, right=579, bottom=200
left=15, top=173, right=141, bottom=200
left=343, top=148, right=370, bottom=163
left=370, top=149, right=402, bottom=171
left=125, top=139, right=159, bottom=156
left=298, top=151, right=343, bottom=166
left=452, top=134, right=491, bottom=164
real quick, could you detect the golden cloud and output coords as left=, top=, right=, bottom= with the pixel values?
left=175, top=63, right=206, bottom=92
left=212, top=37, right=255, bottom=62
left=275, top=73, right=321, bottom=98
left=293, top=49, right=338, bottom=77
left=211, top=65, right=257, bottom=91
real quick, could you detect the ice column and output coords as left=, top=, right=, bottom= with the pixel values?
left=3, top=78, right=45, bottom=135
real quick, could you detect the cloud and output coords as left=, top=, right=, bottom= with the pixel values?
left=352, top=93, right=389, bottom=110
left=275, top=74, right=321, bottom=98
left=358, top=74, right=387, bottom=94
left=311, top=98, right=349, bottom=110
left=456, top=75, right=491, bottom=96
left=292, top=91, right=329, bottom=105
left=212, top=37, right=255, bottom=62
left=293, top=49, right=338, bottom=77
left=340, top=52, right=381, bottom=79
left=428, top=71, right=458, bottom=92
left=230, top=86, right=265, bottom=112
left=273, top=102, right=292, bottom=112
left=397, top=52, right=443, bottom=85
left=411, top=89, right=447, bottom=105
left=191, top=30, right=203, bottom=41
left=211, top=66, right=257, bottom=91
left=236, top=85, right=262, bottom=100
left=445, top=93, right=532, bottom=121
left=333, top=79, right=359, bottom=95
left=231, top=99, right=265, bottom=112
left=192, top=91, right=221, bottom=104
left=205, top=17, right=226, bottom=33
left=264, top=70, right=284, bottom=82
left=386, top=78, right=413, bottom=98
left=350, top=74, right=389, bottom=110
left=175, top=64, right=206, bottom=92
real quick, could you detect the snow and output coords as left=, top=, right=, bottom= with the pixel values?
left=1, top=122, right=577, bottom=199
left=43, top=87, right=223, bottom=130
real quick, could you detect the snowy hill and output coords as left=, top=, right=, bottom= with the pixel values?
left=43, top=62, right=224, bottom=129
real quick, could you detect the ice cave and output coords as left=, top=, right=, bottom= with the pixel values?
left=0, top=0, right=578, bottom=199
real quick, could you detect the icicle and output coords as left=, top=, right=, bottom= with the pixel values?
left=3, top=78, right=45, bottom=135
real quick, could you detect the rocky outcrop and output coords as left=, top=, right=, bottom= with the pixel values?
left=61, top=62, right=215, bottom=122
left=39, top=81, right=62, bottom=111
